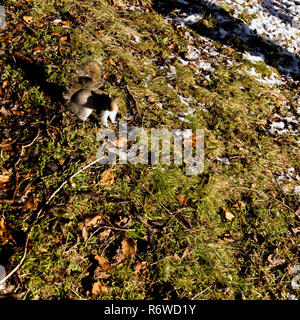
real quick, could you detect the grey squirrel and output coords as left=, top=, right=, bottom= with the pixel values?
left=63, top=59, right=119, bottom=126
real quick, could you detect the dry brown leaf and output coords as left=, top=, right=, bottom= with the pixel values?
left=134, top=261, right=148, bottom=274
left=267, top=248, right=286, bottom=267
left=94, top=255, right=111, bottom=272
left=232, top=201, right=246, bottom=210
left=95, top=29, right=105, bottom=35
left=1, top=34, right=13, bottom=43
left=23, top=16, right=33, bottom=24
left=0, top=174, right=10, bottom=185
left=85, top=215, right=103, bottom=227
left=226, top=48, right=235, bottom=54
left=2, top=80, right=8, bottom=89
left=12, top=110, right=24, bottom=116
left=176, top=194, right=188, bottom=206
left=176, top=26, right=184, bottom=36
left=167, top=43, right=176, bottom=50
left=121, top=237, right=136, bottom=258
left=22, top=195, right=38, bottom=212
left=35, top=22, right=44, bottom=28
left=102, top=71, right=110, bottom=80
left=61, top=20, right=71, bottom=27
left=92, top=281, right=108, bottom=296
left=105, top=59, right=117, bottom=67
left=82, top=226, right=88, bottom=240
left=13, top=52, right=33, bottom=64
left=182, top=247, right=195, bottom=259
left=94, top=267, right=111, bottom=279
left=173, top=253, right=181, bottom=261
left=59, top=36, right=68, bottom=45
left=151, top=103, right=159, bottom=110
left=100, top=169, right=114, bottom=186
left=15, top=23, right=25, bottom=32
left=0, top=218, right=15, bottom=245
left=0, top=175, right=13, bottom=190
left=31, top=45, right=43, bottom=55
left=115, top=216, right=132, bottom=228
left=50, top=31, right=60, bottom=37
left=183, top=133, right=202, bottom=148
left=291, top=227, right=300, bottom=234
left=222, top=207, right=235, bottom=220
left=68, top=177, right=76, bottom=187
left=78, top=222, right=88, bottom=241
left=98, top=229, right=111, bottom=241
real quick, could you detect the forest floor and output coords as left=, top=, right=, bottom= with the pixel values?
left=0, top=0, right=299, bottom=300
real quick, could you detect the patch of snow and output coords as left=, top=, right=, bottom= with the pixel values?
left=216, top=156, right=231, bottom=165
left=246, top=67, right=285, bottom=86
left=178, top=94, right=193, bottom=106
left=287, top=293, right=298, bottom=300
left=243, top=52, right=265, bottom=63
left=268, top=113, right=299, bottom=135
left=294, top=185, right=300, bottom=196
left=174, top=13, right=203, bottom=26
left=133, top=34, right=140, bottom=43
left=276, top=167, right=298, bottom=184
left=161, top=0, right=300, bottom=79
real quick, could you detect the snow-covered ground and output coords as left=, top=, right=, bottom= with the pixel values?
left=157, top=0, right=300, bottom=80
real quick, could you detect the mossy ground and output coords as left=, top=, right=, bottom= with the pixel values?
left=0, top=0, right=299, bottom=300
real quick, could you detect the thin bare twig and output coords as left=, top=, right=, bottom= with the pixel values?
left=0, top=232, right=30, bottom=287
left=192, top=285, right=213, bottom=299
left=129, top=175, right=191, bottom=233
left=15, top=129, right=40, bottom=167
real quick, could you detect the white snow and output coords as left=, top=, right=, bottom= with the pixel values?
left=175, top=13, right=203, bottom=26
left=268, top=113, right=299, bottom=136
left=243, top=52, right=265, bottom=63
left=162, top=0, right=300, bottom=79
left=246, top=67, right=285, bottom=86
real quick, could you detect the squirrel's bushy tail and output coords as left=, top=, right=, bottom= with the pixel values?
left=63, top=59, right=106, bottom=102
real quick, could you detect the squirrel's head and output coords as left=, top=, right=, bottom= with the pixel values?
left=111, top=96, right=120, bottom=111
